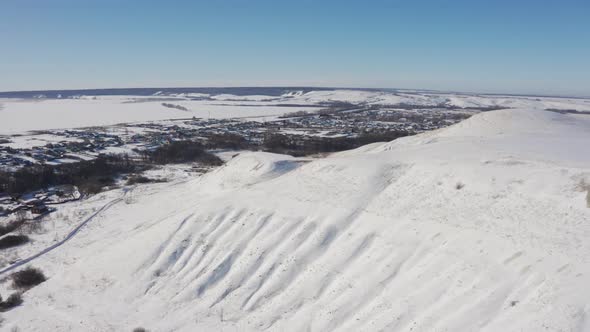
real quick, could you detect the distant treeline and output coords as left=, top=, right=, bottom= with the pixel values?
left=161, top=103, right=190, bottom=112
left=261, top=131, right=412, bottom=156
left=200, top=130, right=413, bottom=157
left=0, top=155, right=139, bottom=196
left=0, top=87, right=328, bottom=99
left=1, top=141, right=222, bottom=197
left=139, top=141, right=223, bottom=165
left=545, top=108, right=587, bottom=115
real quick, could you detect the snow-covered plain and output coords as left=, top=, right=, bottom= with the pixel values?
left=1, top=89, right=589, bottom=134
left=2, top=108, right=590, bottom=331
left=0, top=96, right=319, bottom=134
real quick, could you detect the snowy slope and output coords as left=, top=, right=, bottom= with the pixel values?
left=284, top=90, right=590, bottom=110
left=3, top=109, right=590, bottom=332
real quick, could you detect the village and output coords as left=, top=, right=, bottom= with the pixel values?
left=0, top=185, right=81, bottom=218
left=0, top=106, right=474, bottom=217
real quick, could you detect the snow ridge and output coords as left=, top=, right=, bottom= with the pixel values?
left=4, top=109, right=590, bottom=332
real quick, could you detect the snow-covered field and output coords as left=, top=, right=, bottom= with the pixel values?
left=0, top=96, right=319, bottom=134
left=1, top=89, right=589, bottom=134
left=1, top=108, right=589, bottom=331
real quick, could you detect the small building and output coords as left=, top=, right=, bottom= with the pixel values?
left=31, top=204, right=49, bottom=215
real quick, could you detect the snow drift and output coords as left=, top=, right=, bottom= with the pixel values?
left=4, top=109, right=590, bottom=332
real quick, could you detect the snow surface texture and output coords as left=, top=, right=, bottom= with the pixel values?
left=1, top=90, right=589, bottom=134
left=3, top=108, right=590, bottom=331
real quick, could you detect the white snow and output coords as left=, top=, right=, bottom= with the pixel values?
left=1, top=108, right=590, bottom=331
left=282, top=90, right=590, bottom=111
left=0, top=96, right=318, bottom=134
left=209, top=94, right=279, bottom=102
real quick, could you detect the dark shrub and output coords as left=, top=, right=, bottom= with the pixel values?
left=142, top=141, right=223, bottom=166
left=126, top=175, right=162, bottom=186
left=19, top=221, right=44, bottom=235
left=78, top=174, right=121, bottom=195
left=0, top=220, right=24, bottom=237
left=205, top=133, right=249, bottom=149
left=0, top=154, right=139, bottom=197
left=78, top=183, right=103, bottom=195
left=132, top=328, right=148, bottom=332
left=11, top=267, right=46, bottom=289
left=0, top=293, right=23, bottom=311
left=0, top=235, right=29, bottom=250
left=262, top=130, right=412, bottom=156
left=127, top=175, right=151, bottom=185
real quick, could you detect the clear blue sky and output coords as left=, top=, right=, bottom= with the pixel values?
left=1, top=0, right=589, bottom=96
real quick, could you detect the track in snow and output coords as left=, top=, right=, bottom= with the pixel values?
left=0, top=196, right=124, bottom=276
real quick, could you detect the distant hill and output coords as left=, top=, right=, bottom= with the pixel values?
left=0, top=87, right=340, bottom=99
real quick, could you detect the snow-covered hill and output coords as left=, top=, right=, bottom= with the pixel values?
left=3, top=109, right=590, bottom=331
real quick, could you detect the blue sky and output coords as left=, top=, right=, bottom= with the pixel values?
left=1, top=0, right=589, bottom=96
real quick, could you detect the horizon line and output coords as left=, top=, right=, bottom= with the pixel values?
left=0, top=85, right=588, bottom=100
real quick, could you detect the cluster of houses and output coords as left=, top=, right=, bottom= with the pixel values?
left=244, top=107, right=472, bottom=138
left=0, top=131, right=124, bottom=171
left=1, top=106, right=473, bottom=171
left=122, top=118, right=267, bottom=149
left=0, top=146, right=35, bottom=168
left=0, top=107, right=474, bottom=220
left=2, top=107, right=471, bottom=172
left=2, top=104, right=472, bottom=169
left=0, top=185, right=80, bottom=218
left=355, top=108, right=472, bottom=132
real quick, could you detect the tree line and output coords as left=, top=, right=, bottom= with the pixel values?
left=1, top=141, right=223, bottom=197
